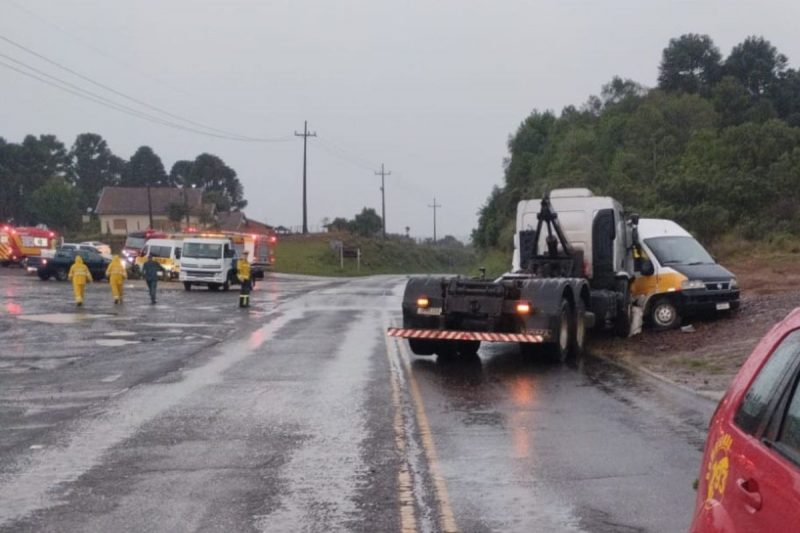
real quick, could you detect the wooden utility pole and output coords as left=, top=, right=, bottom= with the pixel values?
left=375, top=163, right=391, bottom=238
left=428, top=197, right=441, bottom=242
left=295, top=120, right=317, bottom=234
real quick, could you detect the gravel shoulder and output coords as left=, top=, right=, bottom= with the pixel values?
left=591, top=254, right=800, bottom=398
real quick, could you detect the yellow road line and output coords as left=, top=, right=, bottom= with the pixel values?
left=384, top=334, right=418, bottom=533
left=393, top=336, right=460, bottom=533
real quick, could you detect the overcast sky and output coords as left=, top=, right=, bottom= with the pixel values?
left=2, top=0, right=799, bottom=240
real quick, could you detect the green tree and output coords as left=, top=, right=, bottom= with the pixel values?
left=26, top=176, right=80, bottom=230
left=121, top=146, right=167, bottom=187
left=712, top=76, right=752, bottom=127
left=658, top=34, right=722, bottom=95
left=351, top=208, right=382, bottom=236
left=70, top=133, right=124, bottom=211
left=180, top=153, right=246, bottom=211
left=725, top=36, right=787, bottom=97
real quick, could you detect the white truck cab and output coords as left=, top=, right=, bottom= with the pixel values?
left=179, top=237, right=236, bottom=291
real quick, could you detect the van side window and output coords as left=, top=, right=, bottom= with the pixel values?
left=735, top=330, right=800, bottom=435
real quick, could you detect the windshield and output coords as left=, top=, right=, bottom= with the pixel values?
left=645, top=236, right=715, bottom=266
left=125, top=236, right=146, bottom=249
left=182, top=242, right=222, bottom=259
left=147, top=245, right=172, bottom=258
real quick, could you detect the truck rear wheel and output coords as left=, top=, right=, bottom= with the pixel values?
left=544, top=299, right=571, bottom=363
left=408, top=339, right=436, bottom=356
left=570, top=299, right=586, bottom=359
left=456, top=340, right=481, bottom=357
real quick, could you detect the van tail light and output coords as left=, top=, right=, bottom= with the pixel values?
left=417, top=297, right=430, bottom=308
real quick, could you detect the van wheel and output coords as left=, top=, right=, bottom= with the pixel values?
left=570, top=299, right=586, bottom=359
left=650, top=298, right=680, bottom=330
left=183, top=282, right=192, bottom=291
left=545, top=299, right=571, bottom=363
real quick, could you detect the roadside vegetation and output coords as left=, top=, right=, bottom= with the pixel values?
left=272, top=233, right=478, bottom=277
left=473, top=34, right=800, bottom=253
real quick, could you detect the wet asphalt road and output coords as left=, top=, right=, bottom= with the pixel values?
left=0, top=269, right=714, bottom=532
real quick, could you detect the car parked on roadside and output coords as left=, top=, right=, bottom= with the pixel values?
left=37, top=248, right=110, bottom=281
left=80, top=241, right=112, bottom=256
left=691, top=308, right=800, bottom=532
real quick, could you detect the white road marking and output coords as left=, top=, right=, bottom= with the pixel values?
left=100, top=374, right=122, bottom=383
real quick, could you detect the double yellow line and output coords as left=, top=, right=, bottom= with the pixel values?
left=384, top=329, right=459, bottom=533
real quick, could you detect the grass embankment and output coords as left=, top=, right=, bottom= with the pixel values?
left=273, top=233, right=479, bottom=277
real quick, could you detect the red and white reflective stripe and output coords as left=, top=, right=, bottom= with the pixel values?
left=386, top=327, right=544, bottom=343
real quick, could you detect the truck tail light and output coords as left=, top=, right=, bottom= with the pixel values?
left=417, top=297, right=429, bottom=308
left=516, top=301, right=532, bottom=314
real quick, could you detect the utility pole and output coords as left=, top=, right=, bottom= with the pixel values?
left=375, top=163, right=391, bottom=238
left=295, top=120, right=317, bottom=234
left=428, top=197, right=442, bottom=243
left=146, top=179, right=153, bottom=229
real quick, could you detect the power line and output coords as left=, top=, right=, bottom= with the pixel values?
left=0, top=33, right=290, bottom=142
left=375, top=163, right=391, bottom=239
left=295, top=121, right=317, bottom=234
left=0, top=56, right=289, bottom=142
left=428, top=197, right=442, bottom=242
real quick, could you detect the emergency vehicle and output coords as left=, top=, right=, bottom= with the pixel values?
left=0, top=224, right=59, bottom=266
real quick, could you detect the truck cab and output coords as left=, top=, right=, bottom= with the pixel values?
left=179, top=237, right=236, bottom=291
left=633, top=218, right=740, bottom=329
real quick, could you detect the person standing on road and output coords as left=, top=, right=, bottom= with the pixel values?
left=237, top=251, right=252, bottom=308
left=105, top=255, right=127, bottom=304
left=68, top=254, right=92, bottom=307
left=142, top=254, right=160, bottom=304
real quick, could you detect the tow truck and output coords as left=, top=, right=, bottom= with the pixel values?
left=388, top=189, right=647, bottom=362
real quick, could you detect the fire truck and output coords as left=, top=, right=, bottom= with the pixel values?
left=0, top=224, right=59, bottom=266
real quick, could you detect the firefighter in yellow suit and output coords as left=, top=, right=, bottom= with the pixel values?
left=105, top=255, right=127, bottom=304
left=237, top=251, right=252, bottom=308
left=68, top=255, right=92, bottom=306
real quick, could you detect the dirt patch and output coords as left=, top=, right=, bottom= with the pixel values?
left=591, top=256, right=800, bottom=397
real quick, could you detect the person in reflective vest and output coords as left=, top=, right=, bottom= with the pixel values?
left=237, top=251, right=252, bottom=308
left=105, top=255, right=127, bottom=304
left=68, top=254, right=92, bottom=306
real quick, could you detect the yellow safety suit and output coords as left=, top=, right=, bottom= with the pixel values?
left=68, top=255, right=92, bottom=305
left=106, top=255, right=127, bottom=303
left=237, top=257, right=252, bottom=307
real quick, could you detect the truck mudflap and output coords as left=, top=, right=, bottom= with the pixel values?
left=387, top=327, right=546, bottom=343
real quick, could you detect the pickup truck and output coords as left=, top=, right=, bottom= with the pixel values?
left=37, top=248, right=110, bottom=281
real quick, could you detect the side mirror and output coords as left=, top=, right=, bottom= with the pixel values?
left=638, top=258, right=655, bottom=276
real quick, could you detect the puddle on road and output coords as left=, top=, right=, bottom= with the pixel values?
left=95, top=339, right=140, bottom=347
left=17, top=313, right=112, bottom=324
left=104, top=331, right=137, bottom=337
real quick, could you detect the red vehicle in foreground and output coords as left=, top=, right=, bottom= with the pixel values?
left=691, top=308, right=800, bottom=532
left=0, top=224, right=58, bottom=266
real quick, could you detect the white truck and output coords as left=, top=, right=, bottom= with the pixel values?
left=179, top=237, right=237, bottom=291
left=388, top=188, right=739, bottom=361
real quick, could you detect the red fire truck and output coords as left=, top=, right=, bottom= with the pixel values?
left=0, top=225, right=59, bottom=266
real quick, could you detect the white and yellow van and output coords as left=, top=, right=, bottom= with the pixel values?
left=135, top=238, right=183, bottom=280
left=631, top=219, right=739, bottom=329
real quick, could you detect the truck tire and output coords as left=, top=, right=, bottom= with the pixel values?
left=614, top=280, right=633, bottom=337
left=457, top=340, right=481, bottom=357
left=184, top=282, right=192, bottom=291
left=435, top=342, right=458, bottom=360
left=544, top=299, right=571, bottom=363
left=55, top=268, right=68, bottom=281
left=570, top=299, right=587, bottom=359
left=408, top=339, right=436, bottom=356
left=650, top=297, right=680, bottom=330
